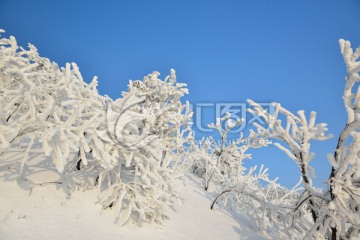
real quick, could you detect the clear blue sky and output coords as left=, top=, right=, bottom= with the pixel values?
left=1, top=0, right=360, bottom=188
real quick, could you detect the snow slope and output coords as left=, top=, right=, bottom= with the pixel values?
left=0, top=168, right=269, bottom=240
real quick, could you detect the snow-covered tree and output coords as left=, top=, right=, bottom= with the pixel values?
left=0, top=30, right=193, bottom=225
left=211, top=165, right=303, bottom=236
left=0, top=30, right=105, bottom=176
left=245, top=39, right=360, bottom=239
left=190, top=113, right=268, bottom=191
left=325, top=39, right=360, bottom=240
left=190, top=136, right=219, bottom=190
left=97, top=70, right=193, bottom=225
left=199, top=113, right=302, bottom=235
left=190, top=113, right=301, bottom=235
left=247, top=99, right=333, bottom=235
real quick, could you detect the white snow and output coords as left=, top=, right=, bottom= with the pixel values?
left=0, top=169, right=268, bottom=240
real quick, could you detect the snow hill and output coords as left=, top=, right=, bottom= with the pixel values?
left=0, top=169, right=269, bottom=240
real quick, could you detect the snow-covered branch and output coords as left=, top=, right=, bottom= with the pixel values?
left=325, top=39, right=360, bottom=239
left=190, top=114, right=269, bottom=191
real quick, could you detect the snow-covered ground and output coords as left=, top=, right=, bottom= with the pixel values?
left=0, top=152, right=269, bottom=240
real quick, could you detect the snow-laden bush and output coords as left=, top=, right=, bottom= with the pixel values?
left=189, top=113, right=269, bottom=191
left=195, top=115, right=302, bottom=236
left=211, top=165, right=303, bottom=237
left=0, top=30, right=193, bottom=225
left=97, top=70, right=193, bottom=225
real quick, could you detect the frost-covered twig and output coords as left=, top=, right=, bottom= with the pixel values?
left=248, top=99, right=332, bottom=227
left=325, top=39, right=360, bottom=240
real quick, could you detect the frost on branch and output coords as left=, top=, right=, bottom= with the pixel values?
left=247, top=100, right=333, bottom=237
left=325, top=39, right=360, bottom=239
left=243, top=39, right=360, bottom=239
left=190, top=114, right=302, bottom=235
left=198, top=113, right=303, bottom=236
left=190, top=113, right=269, bottom=191
left=211, top=165, right=303, bottom=236
left=0, top=30, right=106, bottom=174
left=97, top=70, right=193, bottom=225
left=0, top=31, right=193, bottom=225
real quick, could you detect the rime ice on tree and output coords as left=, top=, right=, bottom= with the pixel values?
left=0, top=30, right=193, bottom=226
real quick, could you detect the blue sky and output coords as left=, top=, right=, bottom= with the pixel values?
left=1, top=0, right=360, bottom=188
